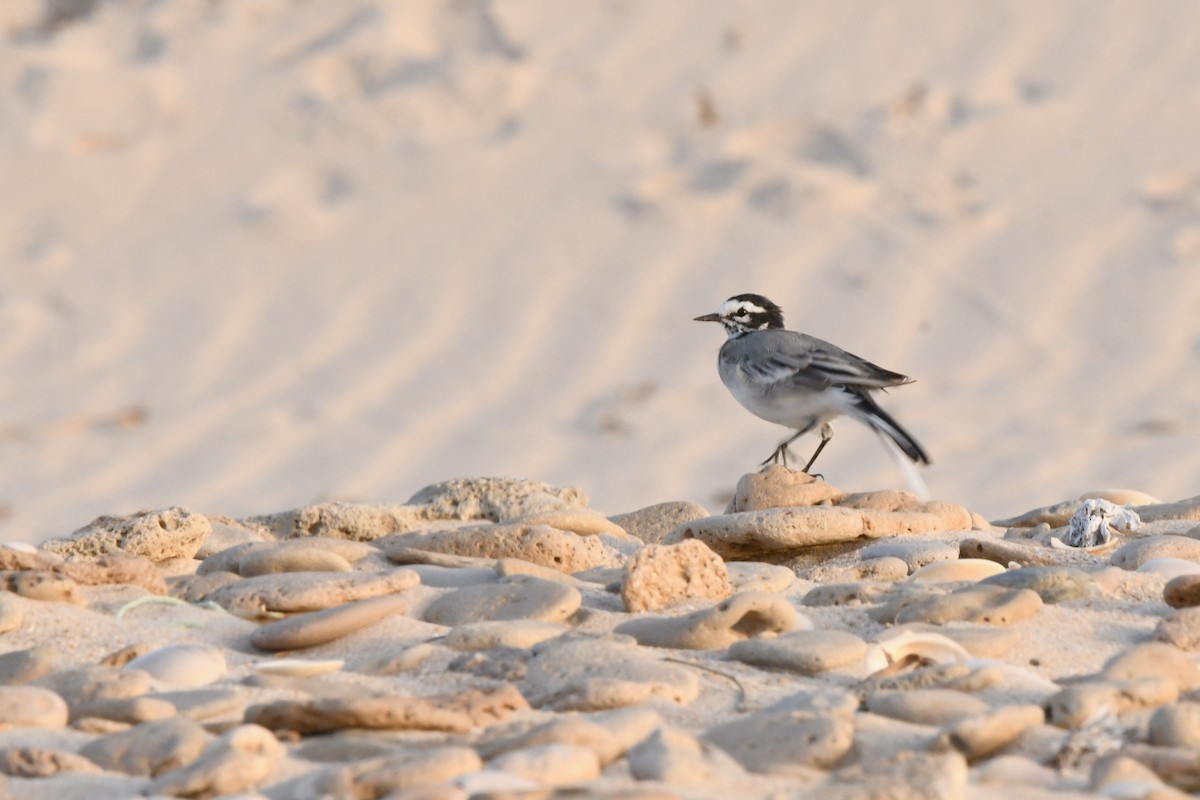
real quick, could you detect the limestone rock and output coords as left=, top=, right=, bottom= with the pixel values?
left=802, top=751, right=968, bottom=800
left=1100, top=642, right=1200, bottom=691
left=489, top=743, right=601, bottom=786
left=126, top=643, right=228, bottom=689
left=907, top=558, right=1005, bottom=584
left=421, top=575, right=581, bottom=626
left=614, top=591, right=800, bottom=649
left=40, top=507, right=210, bottom=563
left=1157, top=607, right=1200, bottom=650
left=726, top=561, right=796, bottom=593
left=246, top=502, right=431, bottom=541
left=728, top=629, right=866, bottom=675
left=204, top=568, right=418, bottom=615
left=0, top=593, right=21, bottom=633
left=238, top=543, right=354, bottom=576
left=316, top=746, right=483, bottom=797
left=1164, top=574, right=1200, bottom=608
left=0, top=686, right=68, bottom=728
left=610, top=501, right=710, bottom=545
left=80, top=716, right=211, bottom=777
left=939, top=704, right=1045, bottom=762
left=627, top=727, right=746, bottom=786
left=1111, top=535, right=1200, bottom=570
left=2, top=571, right=85, bottom=605
left=520, top=635, right=700, bottom=710
left=58, top=553, right=169, bottom=594
left=978, top=565, right=1100, bottom=603
left=703, top=710, right=853, bottom=775
left=146, top=724, right=285, bottom=798
left=726, top=466, right=845, bottom=512
left=383, top=524, right=623, bottom=573
left=0, top=646, right=57, bottom=685
left=862, top=538, right=960, bottom=571
left=892, top=584, right=1043, bottom=626
left=864, top=689, right=989, bottom=726
left=443, top=620, right=567, bottom=652
left=0, top=747, right=102, bottom=777
left=251, top=593, right=412, bottom=651
left=407, top=477, right=588, bottom=522
left=621, top=539, right=732, bottom=612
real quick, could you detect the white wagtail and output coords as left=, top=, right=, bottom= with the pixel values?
left=695, top=293, right=931, bottom=473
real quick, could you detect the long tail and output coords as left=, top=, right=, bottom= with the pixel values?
left=852, top=392, right=931, bottom=465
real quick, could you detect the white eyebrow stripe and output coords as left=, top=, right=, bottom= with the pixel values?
left=718, top=300, right=767, bottom=316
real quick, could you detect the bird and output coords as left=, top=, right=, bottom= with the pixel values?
left=695, top=293, right=930, bottom=474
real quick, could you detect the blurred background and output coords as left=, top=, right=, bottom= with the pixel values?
left=4, top=0, right=1200, bottom=543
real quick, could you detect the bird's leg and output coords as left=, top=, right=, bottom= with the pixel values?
left=760, top=423, right=816, bottom=469
left=801, top=422, right=834, bottom=474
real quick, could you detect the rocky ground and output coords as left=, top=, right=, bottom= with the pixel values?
left=2, top=469, right=1200, bottom=799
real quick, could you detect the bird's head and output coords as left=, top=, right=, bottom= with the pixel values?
left=694, top=293, right=785, bottom=336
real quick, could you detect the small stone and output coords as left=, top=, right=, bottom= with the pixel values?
left=383, top=523, right=624, bottom=574
left=4, top=571, right=85, bottom=605
left=0, top=646, right=57, bottom=685
left=864, top=689, right=990, bottom=726
left=1164, top=574, right=1200, bottom=608
left=765, top=686, right=860, bottom=718
left=509, top=507, right=635, bottom=541
left=959, top=536, right=1098, bottom=567
left=195, top=518, right=267, bottom=559
left=489, top=743, right=601, bottom=786
left=0, top=593, right=22, bottom=633
left=0, top=686, right=68, bottom=728
left=1095, top=744, right=1200, bottom=792
left=1136, top=494, right=1200, bottom=523
left=39, top=666, right=153, bottom=721
left=407, top=564, right=497, bottom=587
left=992, top=499, right=1086, bottom=529
left=495, top=557, right=588, bottom=587
left=125, top=643, right=227, bottom=689
left=726, top=561, right=795, bottom=593
left=146, top=724, right=285, bottom=798
left=703, top=710, right=853, bottom=775
left=803, top=581, right=891, bottom=607
left=893, top=584, right=1043, bottom=625
left=150, top=688, right=246, bottom=722
left=40, top=507, right=210, bottom=563
left=205, top=568, right=419, bottom=615
left=939, top=704, right=1045, bottom=762
left=479, top=716, right=621, bottom=765
left=407, top=476, right=588, bottom=521
left=1157, top=607, right=1200, bottom=650
left=247, top=502, right=430, bottom=541
left=907, top=558, right=1006, bottom=584
left=75, top=696, right=177, bottom=725
left=621, top=539, right=732, bottom=612
left=443, top=620, right=567, bottom=651
left=1100, top=642, right=1200, bottom=691
left=250, top=593, right=412, bottom=651
left=1139, top=557, right=1200, bottom=578
left=861, top=539, right=960, bottom=571
left=1145, top=702, right=1200, bottom=749
left=422, top=575, right=581, bottom=625
left=1111, top=535, right=1200, bottom=570
left=978, top=565, right=1100, bottom=603
left=0, top=747, right=102, bottom=777
left=246, top=684, right=528, bottom=734
left=809, top=751, right=968, bottom=800
left=238, top=544, right=353, bottom=576
left=80, top=716, right=211, bottom=777
left=1045, top=678, right=1178, bottom=728
left=520, top=635, right=700, bottom=710
left=726, top=465, right=846, bottom=512
left=169, top=571, right=240, bottom=602
left=627, top=727, right=746, bottom=786
left=610, top=501, right=710, bottom=545
left=58, top=553, right=169, bottom=595
left=728, top=629, right=866, bottom=675
left=664, top=506, right=867, bottom=558
left=318, top=746, right=483, bottom=797
left=253, top=658, right=344, bottom=677
left=614, top=591, right=800, bottom=649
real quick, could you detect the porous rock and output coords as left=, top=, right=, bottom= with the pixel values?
left=621, top=539, right=732, bottom=612
left=246, top=502, right=430, bottom=541
left=726, top=561, right=795, bottom=593
left=726, top=465, right=846, bottom=512
left=146, top=724, right=285, bottom=798
left=315, top=746, right=483, bottom=797
left=251, top=593, right=411, bottom=651
left=0, top=686, right=68, bottom=728
left=407, top=477, right=588, bottom=522
left=1111, top=535, right=1200, bottom=570
left=383, top=524, right=623, bottom=574
left=246, top=684, right=528, bottom=734
left=703, top=710, right=853, bottom=775
left=40, top=507, right=210, bottom=563
left=959, top=536, right=1100, bottom=568
left=0, top=747, right=102, bottom=777
left=728, top=629, right=866, bottom=675
left=803, top=750, right=968, bottom=800
left=627, top=726, right=746, bottom=786
left=1157, top=607, right=1200, bottom=650
left=80, top=716, right=211, bottom=777
left=978, top=565, right=1100, bottom=603
left=893, top=584, right=1043, bottom=626
left=520, top=635, right=700, bottom=710
left=862, top=538, right=960, bottom=571
left=204, top=568, right=418, bottom=615
left=614, top=591, right=800, bottom=649
left=421, top=575, right=581, bottom=626
left=489, top=743, right=601, bottom=786
left=2, top=571, right=85, bottom=605
left=443, top=620, right=567, bottom=652
left=610, top=501, right=710, bottom=545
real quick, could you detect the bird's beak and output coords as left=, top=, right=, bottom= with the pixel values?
left=694, top=313, right=721, bottom=323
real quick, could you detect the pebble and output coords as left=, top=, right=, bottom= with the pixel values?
left=508, top=507, right=636, bottom=541
left=1148, top=702, right=1200, bottom=748
left=614, top=591, right=800, bottom=649
left=862, top=538, right=961, bottom=571
left=205, top=568, right=419, bottom=615
left=406, top=476, right=588, bottom=521
left=520, top=635, right=700, bottom=710
left=906, top=558, right=1005, bottom=583
left=168, top=570, right=240, bottom=602
left=815, top=751, right=968, bottom=799
left=1110, top=535, right=1200, bottom=570
left=443, top=620, right=568, bottom=651
left=1138, top=557, right=1200, bottom=579
left=383, top=523, right=623, bottom=573
left=0, top=686, right=68, bottom=728
left=977, top=565, right=1100, bottom=603
left=728, top=629, right=866, bottom=675
left=1164, top=573, right=1200, bottom=608
left=251, top=593, right=412, bottom=651
left=253, top=658, right=344, bottom=677
left=151, top=688, right=246, bottom=722
left=0, top=747, right=100, bottom=778
left=726, top=465, right=846, bottom=511
left=726, top=561, right=796, bottom=593
left=194, top=518, right=266, bottom=559
left=407, top=564, right=497, bottom=587
left=1156, top=607, right=1200, bottom=650
left=1100, top=641, right=1200, bottom=691
left=3, top=571, right=85, bottom=605
left=609, top=501, right=711, bottom=545
left=125, top=643, right=228, bottom=688
left=145, top=723, right=285, bottom=798
left=865, top=688, right=989, bottom=725
left=489, top=743, right=601, bottom=786
left=422, top=575, right=581, bottom=625
left=320, top=746, right=483, bottom=797
left=39, top=506, right=211, bottom=563
left=627, top=727, right=746, bottom=786
left=959, top=535, right=1097, bottom=567
left=238, top=543, right=354, bottom=576
left=803, top=580, right=892, bottom=606
left=893, top=584, right=1044, bottom=625
left=939, top=704, right=1044, bottom=762
left=80, top=716, right=211, bottom=776
left=0, top=645, right=57, bottom=685
left=620, top=539, right=732, bottom=612
left=1045, top=678, right=1178, bottom=727
left=663, top=506, right=871, bottom=558
left=0, top=593, right=22, bottom=633
left=246, top=684, right=528, bottom=734
left=703, top=710, right=854, bottom=775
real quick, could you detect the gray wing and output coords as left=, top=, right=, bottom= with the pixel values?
left=722, top=330, right=912, bottom=391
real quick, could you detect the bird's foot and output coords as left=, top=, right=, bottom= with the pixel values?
left=759, top=443, right=789, bottom=470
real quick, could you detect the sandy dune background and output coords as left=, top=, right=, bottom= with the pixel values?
left=4, top=0, right=1200, bottom=543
